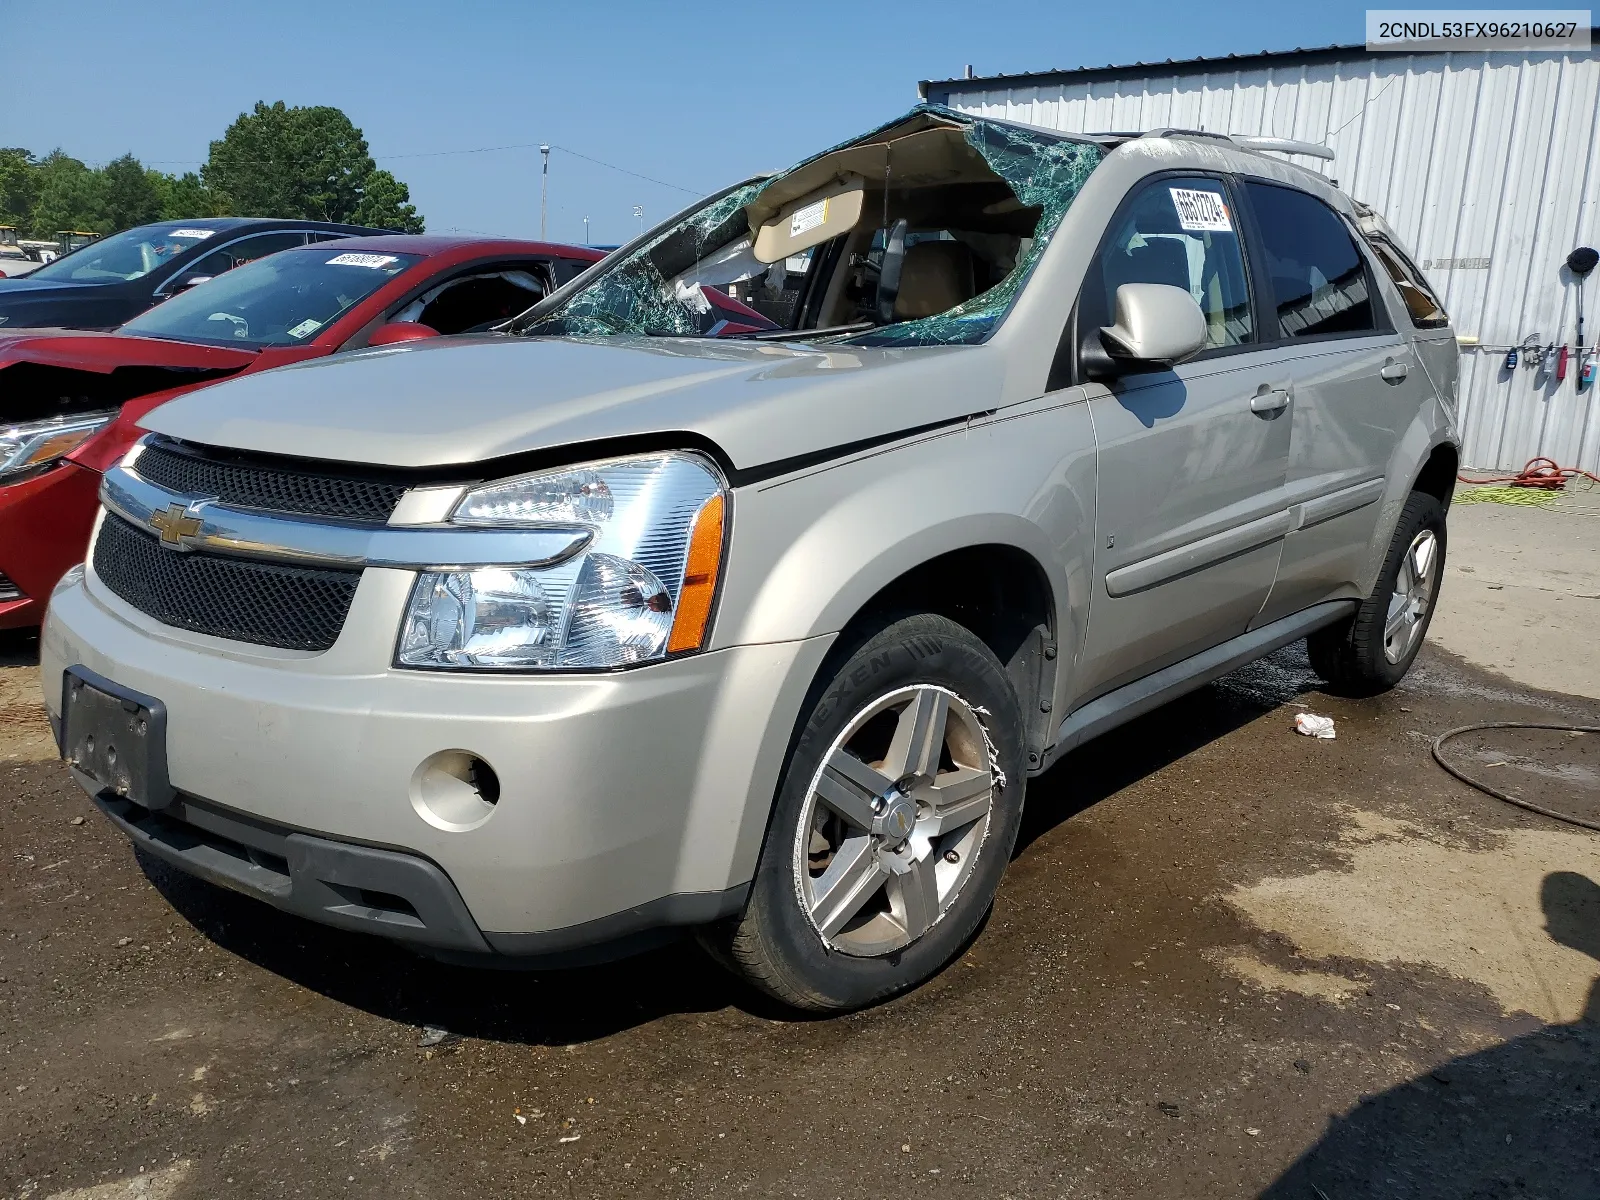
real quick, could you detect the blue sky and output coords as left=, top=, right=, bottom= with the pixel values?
left=2, top=0, right=1371, bottom=245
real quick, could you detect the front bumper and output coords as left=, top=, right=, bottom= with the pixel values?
left=0, top=460, right=101, bottom=629
left=43, top=560, right=831, bottom=953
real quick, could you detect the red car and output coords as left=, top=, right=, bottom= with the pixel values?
left=0, top=235, right=605, bottom=628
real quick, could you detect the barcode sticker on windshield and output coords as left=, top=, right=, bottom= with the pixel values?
left=1169, top=189, right=1232, bottom=232
left=288, top=319, right=322, bottom=339
left=789, top=198, right=829, bottom=238
left=326, top=252, right=399, bottom=269
left=170, top=228, right=216, bottom=240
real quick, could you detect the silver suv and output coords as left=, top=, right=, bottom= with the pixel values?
left=42, top=106, right=1460, bottom=1011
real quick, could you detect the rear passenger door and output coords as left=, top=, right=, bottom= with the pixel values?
left=1243, top=182, right=1433, bottom=623
left=1070, top=175, right=1293, bottom=706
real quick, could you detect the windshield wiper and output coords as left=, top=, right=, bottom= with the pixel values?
left=726, top=321, right=876, bottom=341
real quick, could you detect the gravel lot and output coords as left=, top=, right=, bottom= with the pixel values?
left=3, top=614, right=1597, bottom=1198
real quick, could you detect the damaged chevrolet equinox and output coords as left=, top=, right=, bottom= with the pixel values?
left=43, top=106, right=1460, bottom=1011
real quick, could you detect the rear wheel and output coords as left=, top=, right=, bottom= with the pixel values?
left=1309, top=491, right=1446, bottom=695
left=709, top=613, right=1026, bottom=1012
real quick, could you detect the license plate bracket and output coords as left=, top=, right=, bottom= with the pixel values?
left=60, top=667, right=173, bottom=811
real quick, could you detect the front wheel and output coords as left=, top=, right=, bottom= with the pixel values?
left=1308, top=490, right=1447, bottom=696
left=708, top=613, right=1027, bottom=1012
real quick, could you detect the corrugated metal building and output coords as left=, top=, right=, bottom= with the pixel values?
left=923, top=42, right=1600, bottom=473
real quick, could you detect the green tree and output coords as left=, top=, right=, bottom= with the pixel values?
left=28, top=150, right=103, bottom=237
left=0, top=147, right=36, bottom=230
left=351, top=168, right=423, bottom=233
left=202, top=101, right=424, bottom=230
left=95, top=153, right=165, bottom=231
left=155, top=171, right=228, bottom=220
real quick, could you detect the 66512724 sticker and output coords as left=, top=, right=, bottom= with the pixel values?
left=1169, top=188, right=1233, bottom=233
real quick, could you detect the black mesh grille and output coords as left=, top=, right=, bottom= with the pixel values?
left=94, top=514, right=360, bottom=651
left=136, top=439, right=410, bottom=523
left=0, top=570, right=21, bottom=601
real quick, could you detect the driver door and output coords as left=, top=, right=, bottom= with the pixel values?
left=1069, top=175, right=1293, bottom=707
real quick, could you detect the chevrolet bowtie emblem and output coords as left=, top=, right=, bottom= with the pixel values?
left=149, top=502, right=204, bottom=549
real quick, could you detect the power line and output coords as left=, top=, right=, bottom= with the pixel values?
left=129, top=142, right=703, bottom=195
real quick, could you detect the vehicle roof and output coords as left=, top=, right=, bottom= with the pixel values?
left=296, top=234, right=606, bottom=259
left=126, top=217, right=390, bottom=235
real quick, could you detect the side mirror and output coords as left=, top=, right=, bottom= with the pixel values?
left=1099, top=283, right=1208, bottom=369
left=367, top=321, right=441, bottom=347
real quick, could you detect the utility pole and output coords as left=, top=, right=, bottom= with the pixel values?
left=539, top=145, right=551, bottom=240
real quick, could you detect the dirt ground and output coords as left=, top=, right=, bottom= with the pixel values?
left=3, top=619, right=1598, bottom=1198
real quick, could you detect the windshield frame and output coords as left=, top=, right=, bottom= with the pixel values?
left=119, top=246, right=423, bottom=349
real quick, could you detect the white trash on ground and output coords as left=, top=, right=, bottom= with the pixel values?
left=1294, top=712, right=1336, bottom=739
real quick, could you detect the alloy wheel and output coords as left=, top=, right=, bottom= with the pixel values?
left=794, top=684, right=997, bottom=957
left=1383, top=528, right=1440, bottom=664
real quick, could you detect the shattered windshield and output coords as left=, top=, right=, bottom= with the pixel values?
left=516, top=105, right=1104, bottom=347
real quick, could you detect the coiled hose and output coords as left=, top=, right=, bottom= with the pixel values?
left=1433, top=722, right=1600, bottom=832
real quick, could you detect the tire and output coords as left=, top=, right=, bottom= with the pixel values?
left=708, top=613, right=1027, bottom=1012
left=1308, top=490, right=1447, bottom=696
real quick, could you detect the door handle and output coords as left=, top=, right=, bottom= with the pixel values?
left=1380, top=358, right=1409, bottom=383
left=1250, top=385, right=1292, bottom=416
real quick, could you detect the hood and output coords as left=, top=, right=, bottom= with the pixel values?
left=0, top=329, right=259, bottom=372
left=1, top=330, right=258, bottom=424
left=140, top=334, right=999, bottom=472
left=0, top=275, right=83, bottom=295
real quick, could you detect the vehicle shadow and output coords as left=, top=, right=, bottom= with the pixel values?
left=136, top=641, right=1327, bottom=1043
left=1261, top=870, right=1600, bottom=1198
left=0, top=626, right=41, bottom=667
left=139, top=847, right=768, bottom=1044
left=1018, top=641, right=1325, bottom=853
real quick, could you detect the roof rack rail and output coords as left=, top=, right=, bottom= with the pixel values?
left=1229, top=136, right=1334, bottom=161
left=1137, top=129, right=1335, bottom=162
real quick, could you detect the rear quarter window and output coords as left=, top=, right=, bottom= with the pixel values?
left=1363, top=234, right=1450, bottom=329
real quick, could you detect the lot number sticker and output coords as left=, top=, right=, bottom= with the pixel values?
left=169, top=228, right=216, bottom=240
left=287, top=319, right=322, bottom=339
left=1169, top=188, right=1232, bottom=232
left=326, top=252, right=399, bottom=269
left=789, top=198, right=829, bottom=238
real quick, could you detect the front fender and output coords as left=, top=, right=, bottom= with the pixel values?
left=712, top=400, right=1097, bottom=666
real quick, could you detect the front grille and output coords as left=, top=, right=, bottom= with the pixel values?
left=0, top=570, right=22, bottom=602
left=136, top=439, right=410, bottom=524
left=94, top=513, right=360, bottom=651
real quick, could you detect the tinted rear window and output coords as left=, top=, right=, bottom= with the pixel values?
left=1244, top=182, right=1375, bottom=339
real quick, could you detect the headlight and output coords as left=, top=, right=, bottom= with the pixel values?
left=0, top=412, right=115, bottom=484
left=398, top=451, right=727, bottom=670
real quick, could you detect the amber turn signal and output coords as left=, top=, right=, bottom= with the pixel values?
left=667, top=493, right=725, bottom=653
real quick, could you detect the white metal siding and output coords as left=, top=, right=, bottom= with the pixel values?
left=937, top=50, right=1600, bottom=472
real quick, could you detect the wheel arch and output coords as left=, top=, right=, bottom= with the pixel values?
left=1412, top=439, right=1460, bottom=510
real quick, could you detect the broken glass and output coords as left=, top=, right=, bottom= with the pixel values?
left=518, top=105, right=1104, bottom=346
left=845, top=117, right=1104, bottom=346
left=519, top=184, right=765, bottom=338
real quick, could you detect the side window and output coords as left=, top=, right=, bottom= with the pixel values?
left=1090, top=177, right=1253, bottom=349
left=1243, top=183, right=1376, bottom=339
left=391, top=266, right=549, bottom=335
left=552, top=257, right=596, bottom=287
left=187, top=232, right=308, bottom=281
left=1364, top=234, right=1449, bottom=329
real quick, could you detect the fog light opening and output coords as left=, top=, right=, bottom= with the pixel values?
left=410, top=750, right=500, bottom=832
